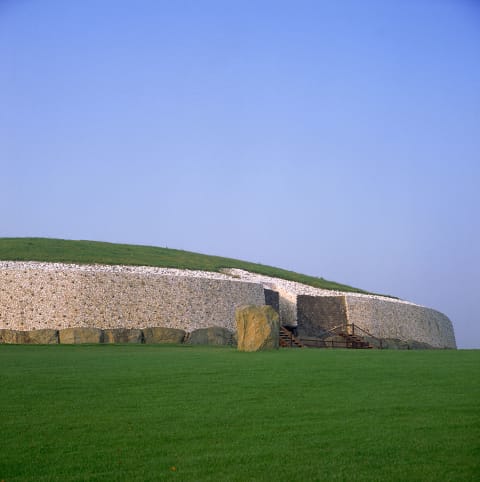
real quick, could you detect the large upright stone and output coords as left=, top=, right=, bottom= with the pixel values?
left=142, top=327, right=186, bottom=344
left=236, top=305, right=279, bottom=351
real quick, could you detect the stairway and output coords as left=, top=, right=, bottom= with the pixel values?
left=279, top=326, right=304, bottom=348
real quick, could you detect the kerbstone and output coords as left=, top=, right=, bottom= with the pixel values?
left=0, top=329, right=26, bottom=344
left=189, top=326, right=234, bottom=346
left=26, top=329, right=58, bottom=344
left=103, top=328, right=143, bottom=344
left=59, top=328, right=103, bottom=344
left=143, top=327, right=185, bottom=344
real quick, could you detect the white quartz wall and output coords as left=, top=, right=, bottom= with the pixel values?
left=0, top=262, right=265, bottom=332
left=345, top=296, right=456, bottom=348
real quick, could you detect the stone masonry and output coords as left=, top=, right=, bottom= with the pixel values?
left=296, top=296, right=348, bottom=338
left=0, top=262, right=265, bottom=332
left=344, top=296, right=456, bottom=348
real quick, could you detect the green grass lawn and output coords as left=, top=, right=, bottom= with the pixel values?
left=0, top=237, right=377, bottom=295
left=1, top=346, right=478, bottom=481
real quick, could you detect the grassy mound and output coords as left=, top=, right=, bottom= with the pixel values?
left=0, top=237, right=371, bottom=294
left=1, top=345, right=478, bottom=481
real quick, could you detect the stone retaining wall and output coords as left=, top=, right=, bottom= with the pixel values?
left=0, top=263, right=457, bottom=348
left=0, top=263, right=265, bottom=332
left=344, top=296, right=456, bottom=348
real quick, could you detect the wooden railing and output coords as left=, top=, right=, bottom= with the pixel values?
left=298, top=322, right=384, bottom=349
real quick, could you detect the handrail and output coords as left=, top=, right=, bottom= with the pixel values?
left=318, top=323, right=347, bottom=339
left=308, top=321, right=383, bottom=349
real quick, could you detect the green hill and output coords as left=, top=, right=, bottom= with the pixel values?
left=0, top=237, right=374, bottom=295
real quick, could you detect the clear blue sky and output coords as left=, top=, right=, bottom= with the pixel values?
left=1, top=0, right=479, bottom=348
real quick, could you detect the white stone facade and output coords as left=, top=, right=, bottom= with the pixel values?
left=0, top=262, right=265, bottom=332
left=345, top=296, right=456, bottom=348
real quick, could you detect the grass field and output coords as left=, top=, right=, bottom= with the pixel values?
left=0, top=237, right=376, bottom=295
left=1, top=346, right=478, bottom=481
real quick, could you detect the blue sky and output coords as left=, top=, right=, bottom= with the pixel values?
left=1, top=0, right=479, bottom=348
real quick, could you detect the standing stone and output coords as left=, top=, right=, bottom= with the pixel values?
left=59, top=328, right=104, bottom=344
left=103, top=328, right=143, bottom=344
left=236, top=305, right=279, bottom=351
left=142, top=327, right=186, bottom=344
left=189, top=326, right=234, bottom=346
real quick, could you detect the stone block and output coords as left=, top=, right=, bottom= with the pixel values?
left=0, top=329, right=26, bottom=344
left=26, top=329, right=58, bottom=344
left=189, top=326, right=234, bottom=346
left=103, top=328, right=143, bottom=344
left=142, top=327, right=185, bottom=344
left=236, top=305, right=279, bottom=351
left=59, top=328, right=104, bottom=344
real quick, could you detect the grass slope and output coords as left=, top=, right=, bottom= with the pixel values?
left=1, top=345, right=478, bottom=481
left=0, top=237, right=372, bottom=294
